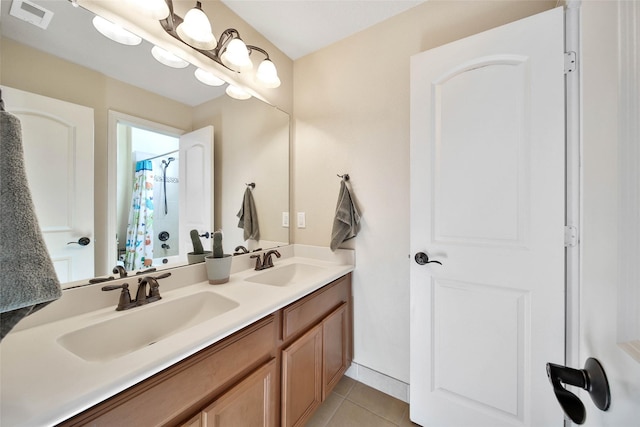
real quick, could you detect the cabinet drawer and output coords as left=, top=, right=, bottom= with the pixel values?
left=59, top=316, right=277, bottom=427
left=282, top=274, right=351, bottom=342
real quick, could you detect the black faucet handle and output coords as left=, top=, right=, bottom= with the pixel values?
left=250, top=254, right=263, bottom=270
left=101, top=283, right=133, bottom=311
left=153, top=272, right=172, bottom=280
left=135, top=267, right=157, bottom=275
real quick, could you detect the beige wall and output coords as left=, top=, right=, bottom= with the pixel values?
left=193, top=96, right=290, bottom=250
left=1, top=38, right=193, bottom=276
left=293, top=0, right=557, bottom=383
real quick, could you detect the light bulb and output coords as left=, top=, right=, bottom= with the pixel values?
left=256, top=59, right=281, bottom=88
left=151, top=46, right=189, bottom=68
left=92, top=16, right=142, bottom=46
left=176, top=2, right=216, bottom=50
left=195, top=68, right=225, bottom=86
left=221, top=38, right=252, bottom=71
left=226, top=84, right=251, bottom=100
left=128, top=0, right=170, bottom=19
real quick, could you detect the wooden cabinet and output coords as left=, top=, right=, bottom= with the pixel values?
left=58, top=315, right=278, bottom=427
left=281, top=323, right=323, bottom=427
left=182, top=359, right=278, bottom=427
left=281, top=276, right=352, bottom=427
left=57, top=273, right=352, bottom=427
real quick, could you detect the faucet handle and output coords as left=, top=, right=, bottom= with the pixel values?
left=101, top=283, right=133, bottom=311
left=250, top=254, right=263, bottom=270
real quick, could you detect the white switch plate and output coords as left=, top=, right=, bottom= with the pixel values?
left=282, top=212, right=289, bottom=227
left=297, top=212, right=306, bottom=228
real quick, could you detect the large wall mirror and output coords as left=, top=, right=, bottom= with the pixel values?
left=1, top=0, right=290, bottom=287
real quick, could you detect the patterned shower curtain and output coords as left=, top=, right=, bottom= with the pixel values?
left=124, top=160, right=154, bottom=270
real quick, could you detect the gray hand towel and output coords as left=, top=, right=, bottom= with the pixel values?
left=330, top=180, right=361, bottom=251
left=237, top=187, right=260, bottom=241
left=1, top=111, right=61, bottom=341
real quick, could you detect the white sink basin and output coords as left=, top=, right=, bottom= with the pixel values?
left=57, top=292, right=239, bottom=362
left=245, top=263, right=328, bottom=287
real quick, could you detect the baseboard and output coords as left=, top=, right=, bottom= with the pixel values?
left=345, top=362, right=410, bottom=403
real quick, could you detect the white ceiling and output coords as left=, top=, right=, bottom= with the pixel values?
left=1, top=0, right=426, bottom=105
left=220, top=0, right=426, bottom=60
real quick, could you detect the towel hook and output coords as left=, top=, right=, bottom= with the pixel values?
left=246, top=182, right=256, bottom=189
left=337, top=173, right=350, bottom=181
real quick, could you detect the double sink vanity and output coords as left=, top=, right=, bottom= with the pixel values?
left=0, top=245, right=355, bottom=427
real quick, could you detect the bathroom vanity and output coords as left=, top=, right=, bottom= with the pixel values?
left=0, top=245, right=354, bottom=427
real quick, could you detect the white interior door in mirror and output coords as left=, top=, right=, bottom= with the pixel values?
left=409, top=7, right=565, bottom=427
left=2, top=86, right=94, bottom=283
left=179, top=126, right=213, bottom=260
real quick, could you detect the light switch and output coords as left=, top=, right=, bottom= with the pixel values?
left=282, top=212, right=289, bottom=227
left=297, top=212, right=306, bottom=228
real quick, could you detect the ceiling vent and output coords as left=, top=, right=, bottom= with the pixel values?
left=9, top=0, right=54, bottom=30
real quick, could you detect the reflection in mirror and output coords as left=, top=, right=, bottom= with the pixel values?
left=1, top=1, right=290, bottom=288
left=116, top=120, right=181, bottom=271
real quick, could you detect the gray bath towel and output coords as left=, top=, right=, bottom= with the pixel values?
left=1, top=111, right=61, bottom=341
left=237, top=187, right=260, bottom=241
left=330, top=179, right=361, bottom=251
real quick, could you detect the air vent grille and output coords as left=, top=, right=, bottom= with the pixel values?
left=9, top=0, right=54, bottom=30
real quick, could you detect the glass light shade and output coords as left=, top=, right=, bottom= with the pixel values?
left=195, top=68, right=225, bottom=86
left=176, top=2, right=216, bottom=50
left=128, top=0, right=170, bottom=19
left=221, top=38, right=252, bottom=71
left=225, top=84, right=252, bottom=100
left=256, top=59, right=281, bottom=88
left=151, top=46, right=189, bottom=68
left=92, top=16, right=142, bottom=46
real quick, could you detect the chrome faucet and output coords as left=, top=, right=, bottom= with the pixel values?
left=250, top=250, right=281, bottom=270
left=102, top=272, right=171, bottom=311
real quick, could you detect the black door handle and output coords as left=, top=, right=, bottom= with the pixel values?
left=546, top=358, right=611, bottom=424
left=414, top=252, right=442, bottom=265
left=67, top=237, right=90, bottom=246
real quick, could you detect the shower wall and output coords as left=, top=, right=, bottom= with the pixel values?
left=152, top=154, right=179, bottom=259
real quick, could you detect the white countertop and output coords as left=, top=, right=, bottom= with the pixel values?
left=0, top=245, right=354, bottom=427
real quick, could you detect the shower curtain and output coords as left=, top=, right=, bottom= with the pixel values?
left=124, top=160, right=154, bottom=270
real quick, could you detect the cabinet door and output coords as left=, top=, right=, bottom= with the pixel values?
left=281, top=323, right=323, bottom=427
left=181, top=413, right=203, bottom=427
left=200, top=359, right=277, bottom=427
left=322, top=303, right=349, bottom=399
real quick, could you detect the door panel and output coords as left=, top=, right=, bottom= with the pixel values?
left=179, top=126, right=213, bottom=261
left=434, top=58, right=529, bottom=246
left=2, top=86, right=94, bottom=283
left=410, top=7, right=565, bottom=426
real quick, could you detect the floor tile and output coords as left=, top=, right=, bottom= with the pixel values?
left=345, top=382, right=408, bottom=424
left=306, top=393, right=344, bottom=427
left=332, top=375, right=356, bottom=397
left=326, top=400, right=397, bottom=427
left=399, top=407, right=421, bottom=427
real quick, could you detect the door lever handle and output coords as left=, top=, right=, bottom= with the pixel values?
left=546, top=358, right=610, bottom=424
left=414, top=252, right=442, bottom=265
left=67, top=237, right=90, bottom=246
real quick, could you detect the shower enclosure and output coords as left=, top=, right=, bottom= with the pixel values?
left=116, top=124, right=180, bottom=270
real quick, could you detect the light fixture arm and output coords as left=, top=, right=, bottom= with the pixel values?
left=162, top=0, right=176, bottom=31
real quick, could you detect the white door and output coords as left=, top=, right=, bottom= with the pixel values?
left=2, top=86, right=94, bottom=283
left=409, top=7, right=565, bottom=426
left=179, top=126, right=213, bottom=260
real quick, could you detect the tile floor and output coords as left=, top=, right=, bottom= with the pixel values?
left=305, top=376, right=419, bottom=427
